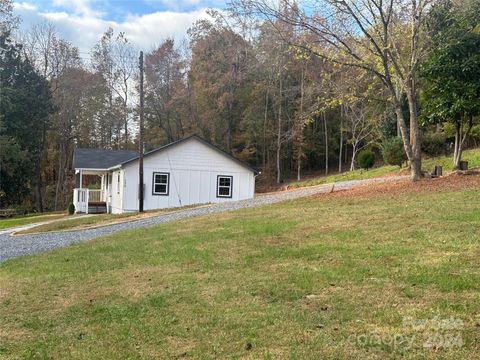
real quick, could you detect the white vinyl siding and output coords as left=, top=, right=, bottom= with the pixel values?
left=120, top=137, right=255, bottom=212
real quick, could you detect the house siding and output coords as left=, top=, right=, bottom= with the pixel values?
left=120, top=138, right=255, bottom=212
left=110, top=169, right=124, bottom=214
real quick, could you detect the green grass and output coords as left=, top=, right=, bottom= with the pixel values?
left=289, top=147, right=480, bottom=188
left=17, top=205, right=203, bottom=234
left=16, top=213, right=139, bottom=234
left=0, top=213, right=66, bottom=230
left=1, top=181, right=479, bottom=358
left=422, top=147, right=480, bottom=171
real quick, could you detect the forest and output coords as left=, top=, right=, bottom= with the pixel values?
left=1, top=0, right=479, bottom=212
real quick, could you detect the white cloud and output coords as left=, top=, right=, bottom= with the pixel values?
left=51, top=0, right=103, bottom=17
left=13, top=1, right=211, bottom=55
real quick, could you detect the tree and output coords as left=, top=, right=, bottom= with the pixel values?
left=188, top=15, right=253, bottom=153
left=322, top=66, right=382, bottom=171
left=421, top=0, right=480, bottom=169
left=0, top=31, right=53, bottom=210
left=145, top=39, right=187, bottom=146
left=343, top=99, right=377, bottom=170
left=0, top=0, right=18, bottom=34
left=382, top=137, right=407, bottom=167
left=91, top=28, right=135, bottom=149
left=0, top=119, right=30, bottom=208
left=230, top=0, right=434, bottom=180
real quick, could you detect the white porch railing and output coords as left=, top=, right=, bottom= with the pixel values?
left=88, top=189, right=104, bottom=202
left=73, top=189, right=105, bottom=214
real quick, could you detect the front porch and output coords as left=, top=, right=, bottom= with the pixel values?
left=73, top=169, right=110, bottom=214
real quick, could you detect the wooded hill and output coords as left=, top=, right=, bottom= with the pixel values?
left=1, top=0, right=479, bottom=211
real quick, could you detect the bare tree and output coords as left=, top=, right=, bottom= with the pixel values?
left=343, top=100, right=376, bottom=170
left=21, top=21, right=57, bottom=78
left=111, top=32, right=135, bottom=147
left=230, top=0, right=433, bottom=180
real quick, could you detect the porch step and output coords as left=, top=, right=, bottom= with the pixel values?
left=88, top=202, right=107, bottom=214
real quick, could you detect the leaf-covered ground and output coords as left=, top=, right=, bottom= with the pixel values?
left=287, top=147, right=480, bottom=189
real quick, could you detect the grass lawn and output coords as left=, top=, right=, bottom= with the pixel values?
left=288, top=147, right=480, bottom=188
left=0, top=213, right=66, bottom=230
left=15, top=213, right=143, bottom=234
left=17, top=205, right=203, bottom=235
left=0, top=177, right=479, bottom=359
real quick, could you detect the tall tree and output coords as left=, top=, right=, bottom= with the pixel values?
left=422, top=0, right=480, bottom=169
left=145, top=39, right=187, bottom=146
left=231, top=0, right=433, bottom=180
left=188, top=15, right=252, bottom=152
left=0, top=31, right=53, bottom=210
left=91, top=28, right=135, bottom=149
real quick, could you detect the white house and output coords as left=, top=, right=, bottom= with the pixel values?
left=72, top=135, right=257, bottom=214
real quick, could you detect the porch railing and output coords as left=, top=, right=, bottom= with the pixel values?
left=88, top=189, right=104, bottom=202
left=73, top=189, right=105, bottom=214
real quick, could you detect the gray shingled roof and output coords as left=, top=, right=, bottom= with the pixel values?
left=73, top=148, right=138, bottom=170
left=119, top=135, right=257, bottom=173
left=73, top=135, right=257, bottom=173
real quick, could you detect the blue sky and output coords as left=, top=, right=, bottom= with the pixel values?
left=13, top=0, right=226, bottom=52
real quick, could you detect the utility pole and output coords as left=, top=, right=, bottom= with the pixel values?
left=138, top=51, right=144, bottom=212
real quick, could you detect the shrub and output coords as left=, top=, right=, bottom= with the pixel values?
left=421, top=132, right=446, bottom=157
left=68, top=203, right=75, bottom=215
left=382, top=137, right=407, bottom=167
left=442, top=123, right=456, bottom=138
left=357, top=149, right=375, bottom=170
left=13, top=204, right=30, bottom=215
left=470, top=124, right=480, bottom=141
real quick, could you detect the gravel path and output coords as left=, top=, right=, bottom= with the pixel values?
left=0, top=176, right=406, bottom=262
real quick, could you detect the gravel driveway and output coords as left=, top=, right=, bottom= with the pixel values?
left=0, top=176, right=406, bottom=262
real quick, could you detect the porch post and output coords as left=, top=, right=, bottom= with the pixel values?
left=100, top=174, right=105, bottom=201
left=79, top=169, right=83, bottom=189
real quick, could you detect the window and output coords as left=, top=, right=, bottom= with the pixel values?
left=117, top=173, right=120, bottom=194
left=217, top=175, right=233, bottom=198
left=153, top=172, right=169, bottom=195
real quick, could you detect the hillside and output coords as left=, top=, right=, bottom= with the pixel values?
left=0, top=174, right=479, bottom=358
left=287, top=148, right=480, bottom=189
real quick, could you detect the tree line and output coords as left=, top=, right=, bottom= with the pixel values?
left=0, top=0, right=479, bottom=211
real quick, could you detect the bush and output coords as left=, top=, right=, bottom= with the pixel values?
left=421, top=132, right=446, bottom=157
left=382, top=137, right=407, bottom=167
left=442, top=123, right=456, bottom=138
left=357, top=149, right=375, bottom=170
left=68, top=203, right=75, bottom=215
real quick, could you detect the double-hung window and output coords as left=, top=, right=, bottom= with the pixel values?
left=153, top=172, right=169, bottom=196
left=217, top=175, right=233, bottom=198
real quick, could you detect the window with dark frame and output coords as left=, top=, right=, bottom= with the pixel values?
left=217, top=175, right=232, bottom=198
left=153, top=172, right=169, bottom=195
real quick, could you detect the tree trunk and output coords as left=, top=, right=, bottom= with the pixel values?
left=405, top=84, right=422, bottom=181
left=323, top=112, right=328, bottom=175
left=297, top=65, right=305, bottom=181
left=263, top=89, right=268, bottom=170
left=338, top=108, right=343, bottom=173
left=54, top=142, right=64, bottom=211
left=394, top=99, right=421, bottom=181
left=350, top=145, right=357, bottom=171
left=124, top=112, right=128, bottom=148
left=297, top=158, right=301, bottom=181
left=276, top=74, right=282, bottom=184
left=453, top=116, right=473, bottom=169
left=454, top=122, right=461, bottom=169
left=33, top=162, right=44, bottom=212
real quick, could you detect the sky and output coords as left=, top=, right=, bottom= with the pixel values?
left=13, top=0, right=226, bottom=53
